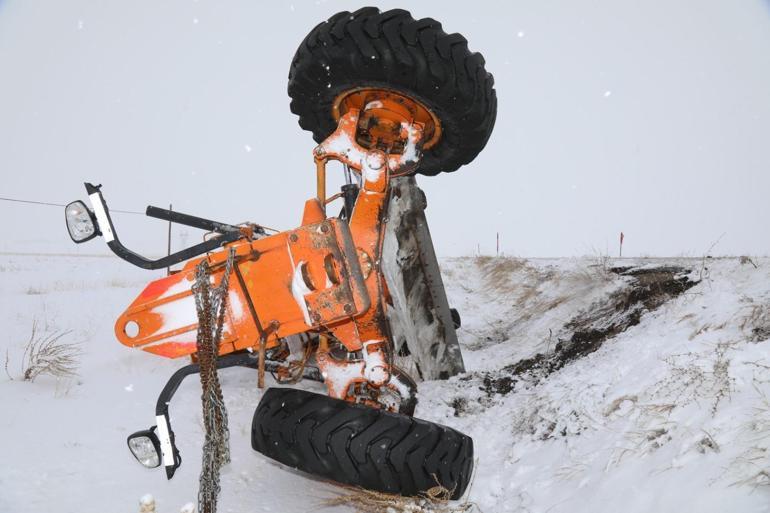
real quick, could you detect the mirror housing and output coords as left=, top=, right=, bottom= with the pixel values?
left=64, top=200, right=99, bottom=243
left=127, top=428, right=162, bottom=469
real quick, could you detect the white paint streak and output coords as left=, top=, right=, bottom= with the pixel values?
left=142, top=329, right=198, bottom=350
left=290, top=261, right=312, bottom=325
left=157, top=276, right=192, bottom=300
left=155, top=414, right=175, bottom=467
left=88, top=192, right=115, bottom=243
left=228, top=290, right=245, bottom=322
left=154, top=295, right=198, bottom=330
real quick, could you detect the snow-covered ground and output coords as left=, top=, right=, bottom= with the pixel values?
left=1, top=253, right=769, bottom=512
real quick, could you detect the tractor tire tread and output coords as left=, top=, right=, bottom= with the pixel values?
left=288, top=8, right=496, bottom=176
left=252, top=387, right=473, bottom=498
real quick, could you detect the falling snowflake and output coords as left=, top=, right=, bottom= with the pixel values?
left=244, top=145, right=252, bottom=153
left=517, top=31, right=525, bottom=38
left=604, top=90, right=612, bottom=98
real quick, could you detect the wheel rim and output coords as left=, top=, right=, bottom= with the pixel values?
left=332, top=87, right=443, bottom=150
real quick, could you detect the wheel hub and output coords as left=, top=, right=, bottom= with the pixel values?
left=332, top=88, right=442, bottom=152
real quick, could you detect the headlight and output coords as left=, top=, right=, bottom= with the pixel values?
left=127, top=429, right=162, bottom=468
left=65, top=200, right=98, bottom=243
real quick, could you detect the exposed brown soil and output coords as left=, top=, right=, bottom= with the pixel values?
left=480, top=265, right=699, bottom=397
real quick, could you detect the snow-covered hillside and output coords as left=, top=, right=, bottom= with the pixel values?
left=1, top=254, right=769, bottom=512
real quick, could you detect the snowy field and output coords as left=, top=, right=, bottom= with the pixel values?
left=1, top=253, right=770, bottom=513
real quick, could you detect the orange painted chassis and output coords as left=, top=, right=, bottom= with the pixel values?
left=114, top=102, right=428, bottom=406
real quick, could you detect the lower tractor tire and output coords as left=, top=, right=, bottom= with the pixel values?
left=288, top=7, right=497, bottom=176
left=251, top=387, right=474, bottom=499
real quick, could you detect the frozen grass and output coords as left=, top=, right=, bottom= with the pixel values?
left=741, top=301, right=770, bottom=342
left=23, top=278, right=143, bottom=295
left=421, top=256, right=770, bottom=513
left=651, top=342, right=735, bottom=415
left=12, top=319, right=80, bottom=382
left=473, top=255, right=529, bottom=294
left=322, top=485, right=477, bottom=513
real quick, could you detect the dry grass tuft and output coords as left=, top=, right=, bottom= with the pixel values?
left=15, top=320, right=81, bottom=382
left=474, top=256, right=529, bottom=294
left=741, top=303, right=770, bottom=342
left=652, top=342, right=734, bottom=416
left=723, top=381, right=770, bottom=488
left=740, top=256, right=759, bottom=269
left=581, top=249, right=615, bottom=283
left=322, top=484, right=477, bottom=513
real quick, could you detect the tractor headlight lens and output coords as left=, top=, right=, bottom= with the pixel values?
left=127, top=430, right=162, bottom=468
left=65, top=200, right=97, bottom=243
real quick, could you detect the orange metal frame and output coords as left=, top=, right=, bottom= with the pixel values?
left=114, top=96, right=430, bottom=404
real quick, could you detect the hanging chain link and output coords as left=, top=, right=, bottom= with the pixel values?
left=192, top=248, right=236, bottom=513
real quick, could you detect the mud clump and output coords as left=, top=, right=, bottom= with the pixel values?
left=482, top=374, right=517, bottom=396
left=482, top=265, right=698, bottom=396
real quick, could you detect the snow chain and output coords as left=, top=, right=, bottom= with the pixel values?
left=192, top=248, right=235, bottom=513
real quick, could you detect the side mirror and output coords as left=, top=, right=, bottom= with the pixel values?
left=127, top=428, right=162, bottom=468
left=64, top=200, right=99, bottom=243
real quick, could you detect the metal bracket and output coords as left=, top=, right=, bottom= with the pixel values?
left=148, top=351, right=322, bottom=479
left=83, top=183, right=242, bottom=270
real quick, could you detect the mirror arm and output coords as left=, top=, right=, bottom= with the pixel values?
left=154, top=353, right=259, bottom=480
left=152, top=352, right=322, bottom=479
left=83, top=183, right=241, bottom=270
left=107, top=236, right=239, bottom=271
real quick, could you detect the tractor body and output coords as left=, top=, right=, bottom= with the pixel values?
left=107, top=101, right=462, bottom=411
left=64, top=7, right=495, bottom=499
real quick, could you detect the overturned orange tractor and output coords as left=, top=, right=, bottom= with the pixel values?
left=64, top=7, right=495, bottom=499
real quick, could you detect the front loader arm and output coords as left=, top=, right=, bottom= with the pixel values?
left=114, top=217, right=369, bottom=358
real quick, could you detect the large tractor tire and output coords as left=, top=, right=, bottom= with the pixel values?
left=252, top=387, right=474, bottom=499
left=288, top=7, right=497, bottom=176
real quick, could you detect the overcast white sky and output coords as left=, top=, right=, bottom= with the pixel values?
left=1, top=0, right=769, bottom=258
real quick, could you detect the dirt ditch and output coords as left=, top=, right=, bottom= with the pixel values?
left=480, top=265, right=699, bottom=397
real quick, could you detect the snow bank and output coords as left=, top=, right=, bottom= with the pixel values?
left=1, top=254, right=768, bottom=512
left=418, top=256, right=770, bottom=512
